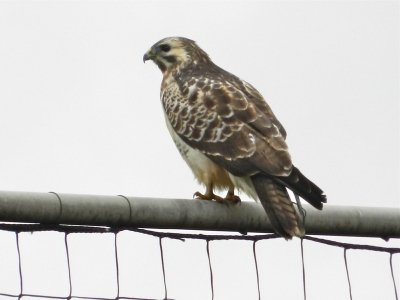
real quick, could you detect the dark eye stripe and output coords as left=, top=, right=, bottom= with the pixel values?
left=160, top=44, right=171, bottom=52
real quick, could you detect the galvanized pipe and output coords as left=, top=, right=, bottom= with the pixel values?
left=0, top=190, right=398, bottom=238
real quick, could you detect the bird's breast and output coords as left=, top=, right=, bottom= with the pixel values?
left=163, top=110, right=234, bottom=190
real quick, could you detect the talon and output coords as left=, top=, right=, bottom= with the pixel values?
left=193, top=191, right=212, bottom=200
left=224, top=190, right=241, bottom=204
left=231, top=195, right=241, bottom=204
left=193, top=191, right=224, bottom=202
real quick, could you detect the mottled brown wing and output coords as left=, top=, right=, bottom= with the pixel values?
left=161, top=76, right=292, bottom=178
left=233, top=78, right=287, bottom=139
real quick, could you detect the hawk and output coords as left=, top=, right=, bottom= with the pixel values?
left=143, top=37, right=326, bottom=239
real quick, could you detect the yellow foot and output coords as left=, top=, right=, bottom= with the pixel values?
left=193, top=191, right=241, bottom=204
left=193, top=191, right=224, bottom=202
left=224, top=191, right=241, bottom=204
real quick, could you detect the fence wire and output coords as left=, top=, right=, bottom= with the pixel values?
left=0, top=223, right=399, bottom=300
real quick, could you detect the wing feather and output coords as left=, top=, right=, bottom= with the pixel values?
left=162, top=71, right=292, bottom=177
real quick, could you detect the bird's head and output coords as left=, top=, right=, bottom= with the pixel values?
left=143, top=37, right=211, bottom=73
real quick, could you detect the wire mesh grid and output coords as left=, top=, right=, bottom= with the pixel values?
left=0, top=224, right=399, bottom=300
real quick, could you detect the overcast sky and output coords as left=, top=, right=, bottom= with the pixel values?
left=0, top=1, right=398, bottom=300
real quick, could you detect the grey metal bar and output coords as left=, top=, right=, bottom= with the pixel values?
left=0, top=190, right=398, bottom=238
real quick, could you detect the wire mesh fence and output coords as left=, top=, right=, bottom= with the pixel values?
left=0, top=191, right=399, bottom=299
left=0, top=223, right=399, bottom=300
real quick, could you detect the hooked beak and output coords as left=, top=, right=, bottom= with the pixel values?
left=143, top=51, right=153, bottom=63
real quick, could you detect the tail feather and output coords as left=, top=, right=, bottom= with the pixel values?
left=276, top=166, right=327, bottom=210
left=251, top=173, right=305, bottom=239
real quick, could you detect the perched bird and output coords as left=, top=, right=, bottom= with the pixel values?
left=143, top=37, right=326, bottom=239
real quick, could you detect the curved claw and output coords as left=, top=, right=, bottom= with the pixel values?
left=224, top=191, right=241, bottom=204
left=229, top=195, right=241, bottom=204
left=193, top=191, right=212, bottom=200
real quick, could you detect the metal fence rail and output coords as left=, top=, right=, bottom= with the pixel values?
left=0, top=190, right=399, bottom=238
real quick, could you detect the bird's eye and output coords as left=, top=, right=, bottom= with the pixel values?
left=160, top=44, right=171, bottom=52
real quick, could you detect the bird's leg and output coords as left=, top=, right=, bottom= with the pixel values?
left=193, top=183, right=224, bottom=202
left=223, top=188, right=241, bottom=204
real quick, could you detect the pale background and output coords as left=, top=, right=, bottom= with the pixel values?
left=0, top=1, right=399, bottom=300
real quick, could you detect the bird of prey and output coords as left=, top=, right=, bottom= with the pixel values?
left=143, top=37, right=326, bottom=239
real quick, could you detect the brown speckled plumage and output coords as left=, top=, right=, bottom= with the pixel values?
left=144, top=37, right=326, bottom=239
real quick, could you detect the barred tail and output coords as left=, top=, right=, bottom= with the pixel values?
left=251, top=173, right=305, bottom=239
